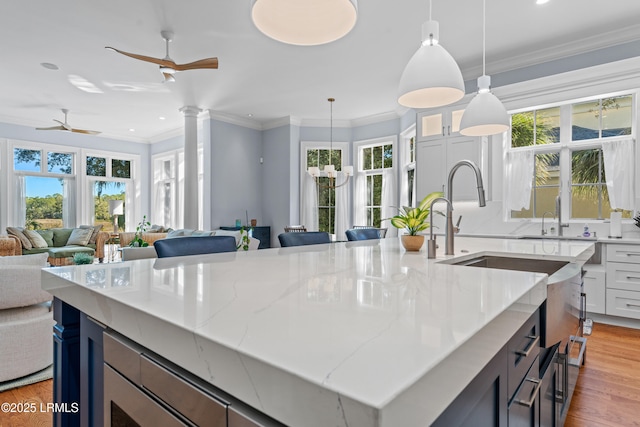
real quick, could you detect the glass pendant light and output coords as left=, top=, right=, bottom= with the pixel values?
left=251, top=0, right=358, bottom=46
left=398, top=0, right=465, bottom=109
left=459, top=0, right=509, bottom=136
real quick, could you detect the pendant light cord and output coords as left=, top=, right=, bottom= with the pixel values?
left=429, top=0, right=432, bottom=20
left=482, top=0, right=486, bottom=76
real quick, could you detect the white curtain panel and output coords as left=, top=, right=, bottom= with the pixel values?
left=399, top=167, right=409, bottom=209
left=14, top=175, right=26, bottom=227
left=301, top=172, right=319, bottom=231
left=62, top=177, right=76, bottom=228
left=602, top=138, right=635, bottom=211
left=177, top=152, right=185, bottom=229
left=381, top=169, right=397, bottom=237
left=505, top=150, right=535, bottom=211
left=354, top=174, right=367, bottom=226
left=334, top=171, right=350, bottom=241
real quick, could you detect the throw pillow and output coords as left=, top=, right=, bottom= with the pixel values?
left=51, top=228, right=73, bottom=247
left=213, top=229, right=242, bottom=246
left=166, top=229, right=194, bottom=239
left=67, top=228, right=93, bottom=246
left=80, top=224, right=103, bottom=244
left=6, top=226, right=33, bottom=250
left=191, top=230, right=215, bottom=237
left=36, top=229, right=54, bottom=247
left=0, top=252, right=48, bottom=266
left=149, top=224, right=165, bottom=233
left=23, top=229, right=49, bottom=249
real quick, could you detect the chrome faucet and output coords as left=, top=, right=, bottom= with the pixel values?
left=555, top=195, right=569, bottom=236
left=445, top=160, right=486, bottom=255
left=541, top=211, right=555, bottom=235
left=427, top=197, right=453, bottom=259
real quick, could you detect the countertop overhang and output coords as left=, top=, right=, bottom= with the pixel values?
left=41, top=237, right=594, bottom=426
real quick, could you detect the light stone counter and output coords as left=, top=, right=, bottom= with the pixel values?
left=41, top=237, right=594, bottom=426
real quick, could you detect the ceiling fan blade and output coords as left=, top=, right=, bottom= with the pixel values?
left=173, top=57, right=219, bottom=71
left=71, top=128, right=101, bottom=135
left=53, top=119, right=72, bottom=131
left=36, top=125, right=66, bottom=131
left=106, top=46, right=177, bottom=69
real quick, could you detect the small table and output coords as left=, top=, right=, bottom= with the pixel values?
left=107, top=233, right=120, bottom=262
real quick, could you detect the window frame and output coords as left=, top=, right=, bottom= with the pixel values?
left=507, top=91, right=636, bottom=222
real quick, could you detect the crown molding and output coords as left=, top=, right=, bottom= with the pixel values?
left=206, top=110, right=263, bottom=130
left=147, top=127, right=184, bottom=144
left=262, top=116, right=302, bottom=130
left=350, top=111, right=400, bottom=127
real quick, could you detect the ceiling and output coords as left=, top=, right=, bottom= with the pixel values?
left=3, top=0, right=640, bottom=142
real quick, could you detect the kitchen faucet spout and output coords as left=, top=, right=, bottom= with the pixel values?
left=445, top=160, right=486, bottom=255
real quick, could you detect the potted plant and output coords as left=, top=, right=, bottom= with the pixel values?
left=237, top=226, right=253, bottom=251
left=387, top=191, right=444, bottom=251
left=129, top=215, right=151, bottom=247
left=73, top=252, right=94, bottom=265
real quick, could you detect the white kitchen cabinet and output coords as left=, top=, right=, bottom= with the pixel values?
left=583, top=266, right=606, bottom=315
left=605, top=244, right=640, bottom=319
left=416, top=108, right=483, bottom=202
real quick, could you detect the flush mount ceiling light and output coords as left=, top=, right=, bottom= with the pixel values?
left=251, top=0, right=358, bottom=46
left=397, top=0, right=465, bottom=109
left=459, top=0, right=509, bottom=136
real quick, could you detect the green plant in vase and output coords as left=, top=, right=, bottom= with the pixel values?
left=129, top=215, right=151, bottom=247
left=237, top=226, right=253, bottom=251
left=73, top=252, right=94, bottom=265
left=386, top=191, right=444, bottom=251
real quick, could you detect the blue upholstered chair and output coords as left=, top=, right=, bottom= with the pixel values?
left=277, top=231, right=331, bottom=247
left=345, top=228, right=383, bottom=241
left=154, top=236, right=237, bottom=258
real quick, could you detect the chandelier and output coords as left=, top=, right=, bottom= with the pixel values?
left=307, top=98, right=353, bottom=189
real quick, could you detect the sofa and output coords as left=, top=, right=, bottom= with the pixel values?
left=0, top=252, right=53, bottom=382
left=119, top=228, right=259, bottom=261
left=6, top=226, right=109, bottom=266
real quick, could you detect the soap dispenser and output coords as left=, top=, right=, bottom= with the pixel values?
left=582, top=224, right=591, bottom=238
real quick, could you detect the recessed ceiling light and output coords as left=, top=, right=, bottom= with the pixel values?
left=40, top=62, right=59, bottom=70
left=129, top=128, right=135, bottom=132
left=536, top=0, right=550, bottom=4
left=247, top=113, right=253, bottom=117
left=159, top=116, right=166, bottom=120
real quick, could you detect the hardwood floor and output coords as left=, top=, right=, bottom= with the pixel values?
left=0, top=322, right=639, bottom=427
left=565, top=323, right=640, bottom=427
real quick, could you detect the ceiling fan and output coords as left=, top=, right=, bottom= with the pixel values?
left=106, top=31, right=219, bottom=82
left=36, top=109, right=101, bottom=135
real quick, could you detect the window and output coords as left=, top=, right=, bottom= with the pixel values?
left=306, top=147, right=343, bottom=234
left=152, top=153, right=179, bottom=229
left=13, top=147, right=76, bottom=229
left=358, top=141, right=393, bottom=228
left=400, top=128, right=417, bottom=208
left=509, top=94, right=634, bottom=220
left=86, top=154, right=131, bottom=230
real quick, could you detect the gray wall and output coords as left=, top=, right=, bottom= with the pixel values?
left=209, top=119, right=263, bottom=229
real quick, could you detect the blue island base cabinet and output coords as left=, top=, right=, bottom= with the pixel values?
left=432, top=309, right=542, bottom=427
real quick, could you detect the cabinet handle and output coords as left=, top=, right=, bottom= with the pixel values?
left=626, top=253, right=640, bottom=257
left=581, top=292, right=587, bottom=322
left=514, top=377, right=542, bottom=408
left=442, top=126, right=445, bottom=136
left=626, top=276, right=640, bottom=280
left=515, top=335, right=540, bottom=357
left=447, top=125, right=451, bottom=135
left=626, top=303, right=640, bottom=308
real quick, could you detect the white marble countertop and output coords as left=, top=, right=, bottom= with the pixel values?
left=41, top=237, right=594, bottom=427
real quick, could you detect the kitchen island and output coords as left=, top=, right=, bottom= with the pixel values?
left=42, top=237, right=594, bottom=426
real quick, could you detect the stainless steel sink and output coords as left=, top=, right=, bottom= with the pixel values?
left=443, top=255, right=569, bottom=276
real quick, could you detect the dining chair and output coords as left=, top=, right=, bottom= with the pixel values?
left=278, top=232, right=331, bottom=247
left=345, top=228, right=383, bottom=241
left=284, top=225, right=307, bottom=233
left=351, top=226, right=387, bottom=238
left=154, top=236, right=237, bottom=258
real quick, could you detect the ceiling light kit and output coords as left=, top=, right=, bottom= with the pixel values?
left=251, top=0, right=358, bottom=46
left=397, top=0, right=465, bottom=108
left=106, top=31, right=218, bottom=83
left=36, top=109, right=101, bottom=135
left=459, top=0, right=509, bottom=136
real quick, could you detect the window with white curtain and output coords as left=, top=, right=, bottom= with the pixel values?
left=152, top=151, right=180, bottom=229
left=399, top=126, right=416, bottom=209
left=355, top=138, right=395, bottom=228
left=509, top=93, right=635, bottom=220
left=12, top=146, right=75, bottom=229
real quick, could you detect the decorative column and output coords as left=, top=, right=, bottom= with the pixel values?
left=180, top=106, right=202, bottom=230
